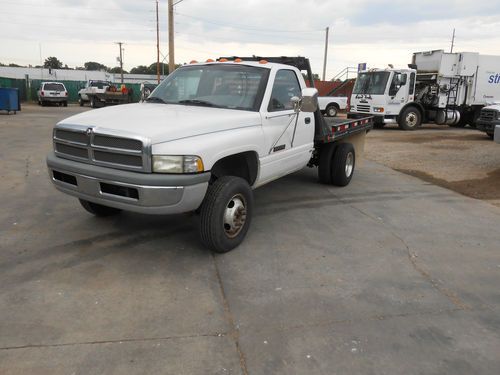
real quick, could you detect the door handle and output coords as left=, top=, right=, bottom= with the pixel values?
left=305, top=117, right=311, bottom=124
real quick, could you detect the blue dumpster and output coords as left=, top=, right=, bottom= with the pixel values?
left=0, top=88, right=21, bottom=114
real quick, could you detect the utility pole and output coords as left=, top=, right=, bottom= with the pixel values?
left=168, top=0, right=175, bottom=74
left=116, top=42, right=124, bottom=84
left=322, top=27, right=329, bottom=81
left=156, top=0, right=160, bottom=83
left=450, top=28, right=456, bottom=53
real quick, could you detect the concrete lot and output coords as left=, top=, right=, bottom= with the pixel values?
left=1, top=105, right=499, bottom=374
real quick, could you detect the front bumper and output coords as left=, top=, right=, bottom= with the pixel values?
left=476, top=120, right=500, bottom=134
left=348, top=112, right=387, bottom=124
left=47, top=152, right=210, bottom=215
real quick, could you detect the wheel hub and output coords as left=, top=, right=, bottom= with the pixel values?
left=406, top=112, right=417, bottom=127
left=345, top=152, right=354, bottom=177
left=223, top=194, right=247, bottom=238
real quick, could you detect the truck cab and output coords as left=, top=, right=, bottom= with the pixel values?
left=348, top=68, right=419, bottom=129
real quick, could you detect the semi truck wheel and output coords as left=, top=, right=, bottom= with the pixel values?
left=398, top=107, right=421, bottom=130
left=79, top=199, right=122, bottom=216
left=199, top=176, right=253, bottom=253
left=326, top=104, right=338, bottom=117
left=331, top=143, right=355, bottom=186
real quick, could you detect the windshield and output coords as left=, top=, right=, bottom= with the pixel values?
left=148, top=64, right=270, bottom=111
left=44, top=83, right=65, bottom=91
left=352, top=72, right=390, bottom=95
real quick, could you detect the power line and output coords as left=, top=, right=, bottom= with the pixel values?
left=175, top=12, right=323, bottom=33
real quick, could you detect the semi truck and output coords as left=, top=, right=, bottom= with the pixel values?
left=47, top=56, right=373, bottom=253
left=348, top=50, right=500, bottom=130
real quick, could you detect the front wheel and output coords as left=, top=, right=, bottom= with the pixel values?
left=398, top=107, right=422, bottom=130
left=326, top=104, right=338, bottom=117
left=199, top=176, right=253, bottom=253
left=78, top=96, right=84, bottom=107
left=79, top=199, right=122, bottom=217
left=90, top=96, right=96, bottom=108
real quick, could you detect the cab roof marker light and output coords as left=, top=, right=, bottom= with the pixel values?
left=234, top=58, right=242, bottom=63
left=206, top=59, right=215, bottom=63
left=189, top=60, right=198, bottom=64
left=218, top=58, right=228, bottom=62
left=259, top=60, right=268, bottom=64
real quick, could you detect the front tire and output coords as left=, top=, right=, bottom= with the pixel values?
left=79, top=199, right=122, bottom=217
left=90, top=96, right=97, bottom=108
left=398, top=106, right=421, bottom=130
left=199, top=176, right=253, bottom=253
left=326, top=104, right=338, bottom=117
left=78, top=96, right=84, bottom=107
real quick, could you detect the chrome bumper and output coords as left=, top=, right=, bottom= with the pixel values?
left=47, top=152, right=210, bottom=215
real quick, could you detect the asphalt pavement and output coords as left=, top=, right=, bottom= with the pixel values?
left=1, top=105, right=499, bottom=374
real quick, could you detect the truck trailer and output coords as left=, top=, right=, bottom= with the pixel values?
left=348, top=50, right=500, bottom=130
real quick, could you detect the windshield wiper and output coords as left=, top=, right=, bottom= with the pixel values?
left=178, top=99, right=217, bottom=107
left=145, top=96, right=167, bottom=104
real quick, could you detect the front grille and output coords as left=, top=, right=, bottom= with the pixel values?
left=356, top=104, right=370, bottom=112
left=53, top=127, right=148, bottom=171
left=479, top=110, right=497, bottom=122
left=93, top=134, right=142, bottom=151
left=94, top=150, right=143, bottom=167
left=55, top=143, right=88, bottom=159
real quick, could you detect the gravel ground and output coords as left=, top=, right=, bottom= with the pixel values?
left=364, top=124, right=500, bottom=208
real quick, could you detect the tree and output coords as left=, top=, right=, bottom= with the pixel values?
left=44, top=57, right=63, bottom=69
left=130, top=65, right=150, bottom=74
left=108, top=66, right=128, bottom=74
left=84, top=61, right=108, bottom=71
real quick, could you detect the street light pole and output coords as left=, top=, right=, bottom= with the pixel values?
left=168, top=0, right=175, bottom=74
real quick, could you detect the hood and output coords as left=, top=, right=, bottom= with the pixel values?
left=57, top=103, right=262, bottom=144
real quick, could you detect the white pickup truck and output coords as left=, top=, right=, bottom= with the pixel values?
left=318, top=96, right=348, bottom=117
left=47, top=57, right=372, bottom=252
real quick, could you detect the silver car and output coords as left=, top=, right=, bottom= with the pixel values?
left=38, top=82, right=68, bottom=107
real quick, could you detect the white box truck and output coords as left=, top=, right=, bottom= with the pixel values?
left=348, top=50, right=500, bottom=130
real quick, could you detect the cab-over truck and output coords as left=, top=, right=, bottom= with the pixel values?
left=47, top=56, right=373, bottom=252
left=349, top=50, right=500, bottom=130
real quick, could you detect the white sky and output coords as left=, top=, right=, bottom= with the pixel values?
left=1, top=0, right=500, bottom=79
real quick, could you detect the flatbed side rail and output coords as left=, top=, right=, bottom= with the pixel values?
left=316, top=116, right=373, bottom=143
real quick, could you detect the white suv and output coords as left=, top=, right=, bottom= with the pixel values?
left=38, top=82, right=68, bottom=107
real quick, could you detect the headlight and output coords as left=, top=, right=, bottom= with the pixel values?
left=152, top=155, right=204, bottom=173
left=373, top=107, right=385, bottom=113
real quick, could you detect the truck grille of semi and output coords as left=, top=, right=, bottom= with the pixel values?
left=356, top=104, right=371, bottom=112
left=53, top=128, right=148, bottom=172
left=479, top=110, right=496, bottom=122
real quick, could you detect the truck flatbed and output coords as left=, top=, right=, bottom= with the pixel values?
left=316, top=115, right=373, bottom=143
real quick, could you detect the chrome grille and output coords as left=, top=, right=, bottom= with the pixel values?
left=93, top=134, right=142, bottom=151
left=93, top=150, right=143, bottom=167
left=479, top=110, right=497, bottom=122
left=356, top=104, right=370, bottom=112
left=53, top=126, right=149, bottom=172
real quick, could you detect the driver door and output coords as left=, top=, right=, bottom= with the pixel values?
left=258, top=69, right=314, bottom=185
left=387, top=72, right=408, bottom=113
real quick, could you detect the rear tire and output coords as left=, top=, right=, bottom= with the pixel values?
left=78, top=96, right=84, bottom=107
left=398, top=106, right=421, bottom=130
left=331, top=143, right=355, bottom=187
left=318, top=143, right=336, bottom=184
left=325, top=104, right=338, bottom=117
left=90, top=96, right=96, bottom=108
left=79, top=199, right=122, bottom=217
left=199, top=176, right=253, bottom=253
left=63, top=101, right=68, bottom=107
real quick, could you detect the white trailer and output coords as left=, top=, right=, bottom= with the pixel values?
left=348, top=50, right=500, bottom=130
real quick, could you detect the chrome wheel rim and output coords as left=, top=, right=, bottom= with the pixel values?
left=406, top=112, right=417, bottom=127
left=328, top=107, right=336, bottom=116
left=223, top=194, right=247, bottom=238
left=345, top=152, right=354, bottom=177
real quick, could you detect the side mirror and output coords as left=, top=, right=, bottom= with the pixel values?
left=300, top=88, right=319, bottom=112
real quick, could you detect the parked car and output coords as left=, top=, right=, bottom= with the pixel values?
left=318, top=96, right=348, bottom=117
left=476, top=104, right=500, bottom=139
left=37, top=82, right=68, bottom=107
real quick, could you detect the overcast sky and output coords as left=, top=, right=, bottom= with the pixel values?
left=1, top=0, right=500, bottom=79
